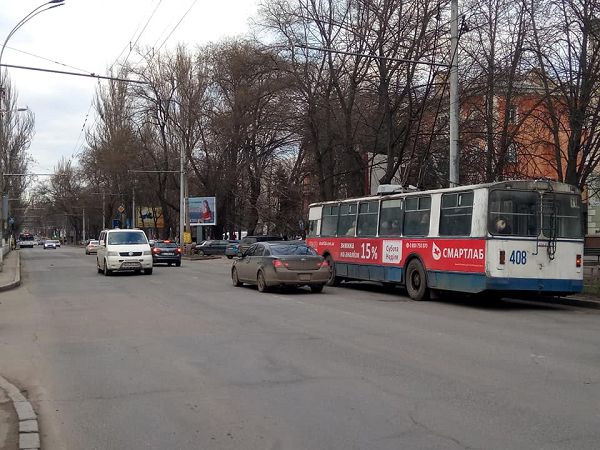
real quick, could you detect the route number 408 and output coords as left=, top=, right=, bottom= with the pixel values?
left=509, top=250, right=527, bottom=265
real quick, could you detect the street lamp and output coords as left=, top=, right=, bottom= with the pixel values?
left=0, top=1, right=65, bottom=257
left=0, top=0, right=65, bottom=86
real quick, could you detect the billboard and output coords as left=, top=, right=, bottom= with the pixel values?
left=136, top=206, right=165, bottom=229
left=188, top=197, right=216, bottom=226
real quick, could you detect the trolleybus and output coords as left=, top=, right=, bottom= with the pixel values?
left=306, top=180, right=584, bottom=300
left=17, top=232, right=35, bottom=249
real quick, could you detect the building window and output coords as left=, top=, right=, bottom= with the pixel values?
left=508, top=105, right=519, bottom=124
left=507, top=143, right=518, bottom=163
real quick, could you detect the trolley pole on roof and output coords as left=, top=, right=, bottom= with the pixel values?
left=449, top=0, right=460, bottom=187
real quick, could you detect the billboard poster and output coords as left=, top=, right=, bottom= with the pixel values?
left=136, top=206, right=165, bottom=229
left=188, top=197, right=216, bottom=226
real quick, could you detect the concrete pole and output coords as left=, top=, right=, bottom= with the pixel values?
left=102, top=192, right=105, bottom=229
left=449, top=0, right=460, bottom=187
left=82, top=208, right=85, bottom=243
left=179, top=146, right=185, bottom=248
left=132, top=186, right=135, bottom=229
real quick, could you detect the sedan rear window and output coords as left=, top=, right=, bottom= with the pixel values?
left=270, top=245, right=317, bottom=256
left=155, top=242, right=178, bottom=248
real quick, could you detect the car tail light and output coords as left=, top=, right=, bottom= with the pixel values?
left=152, top=248, right=161, bottom=254
left=576, top=254, right=582, bottom=268
left=176, top=247, right=182, bottom=254
left=499, top=250, right=505, bottom=265
left=273, top=259, right=288, bottom=268
left=320, top=260, right=329, bottom=268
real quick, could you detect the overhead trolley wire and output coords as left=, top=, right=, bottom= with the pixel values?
left=72, top=0, right=164, bottom=159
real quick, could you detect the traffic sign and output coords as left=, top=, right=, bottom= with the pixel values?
left=117, top=205, right=125, bottom=213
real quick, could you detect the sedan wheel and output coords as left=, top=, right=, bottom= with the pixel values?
left=310, top=284, right=324, bottom=293
left=257, top=271, right=269, bottom=292
left=325, top=255, right=340, bottom=286
left=232, top=267, right=242, bottom=287
left=197, top=249, right=205, bottom=256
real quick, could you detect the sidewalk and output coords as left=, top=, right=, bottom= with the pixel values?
left=0, top=250, right=39, bottom=449
left=0, top=250, right=20, bottom=293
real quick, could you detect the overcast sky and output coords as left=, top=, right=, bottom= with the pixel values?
left=1, top=0, right=260, bottom=174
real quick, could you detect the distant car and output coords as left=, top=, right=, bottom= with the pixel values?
left=85, top=240, right=100, bottom=255
left=224, top=240, right=240, bottom=259
left=237, top=235, right=285, bottom=255
left=151, top=240, right=182, bottom=266
left=231, top=241, right=329, bottom=293
left=44, top=239, right=60, bottom=249
left=194, top=240, right=229, bottom=256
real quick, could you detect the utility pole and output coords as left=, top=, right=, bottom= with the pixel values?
left=82, top=207, right=85, bottom=243
left=179, top=147, right=185, bottom=248
left=102, top=192, right=105, bottom=229
left=449, top=0, right=460, bottom=187
left=132, top=186, right=135, bottom=229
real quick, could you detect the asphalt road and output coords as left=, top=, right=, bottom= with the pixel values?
left=0, top=246, right=598, bottom=450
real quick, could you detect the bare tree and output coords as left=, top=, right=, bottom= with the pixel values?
left=528, top=0, right=600, bottom=189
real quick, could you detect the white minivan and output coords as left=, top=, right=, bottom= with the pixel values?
left=96, top=229, right=153, bottom=275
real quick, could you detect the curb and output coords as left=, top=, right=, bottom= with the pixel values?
left=0, top=375, right=40, bottom=450
left=555, top=296, right=600, bottom=310
left=0, top=251, right=21, bottom=292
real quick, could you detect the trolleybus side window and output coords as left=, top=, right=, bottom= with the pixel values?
left=379, top=199, right=402, bottom=236
left=488, top=190, right=539, bottom=236
left=440, top=191, right=474, bottom=236
left=543, top=193, right=583, bottom=238
left=357, top=201, right=379, bottom=236
left=321, top=205, right=339, bottom=236
left=404, top=196, right=431, bottom=236
left=337, top=202, right=358, bottom=236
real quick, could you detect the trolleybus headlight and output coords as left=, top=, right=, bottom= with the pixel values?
left=576, top=254, right=582, bottom=268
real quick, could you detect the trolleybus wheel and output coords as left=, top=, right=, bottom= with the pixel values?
left=406, top=259, right=429, bottom=301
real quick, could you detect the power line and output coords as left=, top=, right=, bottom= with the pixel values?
left=294, top=44, right=450, bottom=68
left=0, top=63, right=148, bottom=84
left=74, top=0, right=164, bottom=163
left=111, top=0, right=164, bottom=70
left=156, top=0, right=199, bottom=53
left=4, top=45, right=92, bottom=74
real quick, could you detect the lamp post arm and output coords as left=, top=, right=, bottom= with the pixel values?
left=0, top=3, right=65, bottom=73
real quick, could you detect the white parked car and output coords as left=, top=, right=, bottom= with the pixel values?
left=96, top=229, right=153, bottom=275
